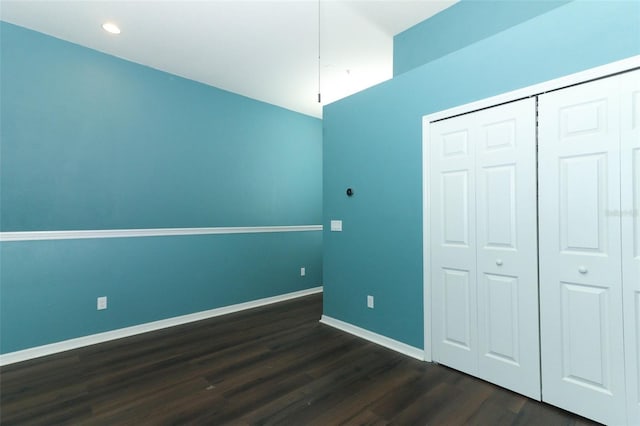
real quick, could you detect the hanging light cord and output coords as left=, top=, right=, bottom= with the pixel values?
left=317, top=0, right=321, bottom=103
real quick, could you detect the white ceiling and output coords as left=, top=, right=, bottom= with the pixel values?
left=0, top=0, right=457, bottom=118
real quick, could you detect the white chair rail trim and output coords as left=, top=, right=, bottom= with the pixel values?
left=0, top=225, right=323, bottom=242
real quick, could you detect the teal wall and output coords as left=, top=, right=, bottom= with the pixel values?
left=0, top=22, right=323, bottom=354
left=1, top=233, right=321, bottom=353
left=393, top=0, right=570, bottom=76
left=323, top=0, right=640, bottom=348
left=1, top=22, right=321, bottom=231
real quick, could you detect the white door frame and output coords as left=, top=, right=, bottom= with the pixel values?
left=422, top=55, right=640, bottom=362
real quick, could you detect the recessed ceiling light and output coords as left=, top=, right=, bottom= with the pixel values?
left=102, top=22, right=121, bottom=35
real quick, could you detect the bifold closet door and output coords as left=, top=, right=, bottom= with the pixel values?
left=622, top=69, right=640, bottom=426
left=430, top=98, right=540, bottom=399
left=430, top=110, right=478, bottom=375
left=475, top=99, right=540, bottom=400
left=538, top=74, right=626, bottom=426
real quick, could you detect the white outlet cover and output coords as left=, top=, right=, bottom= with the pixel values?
left=97, top=296, right=107, bottom=310
left=300, top=267, right=306, bottom=276
left=367, top=295, right=374, bottom=309
left=330, top=220, right=342, bottom=232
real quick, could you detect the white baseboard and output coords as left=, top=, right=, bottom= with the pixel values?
left=0, top=286, right=323, bottom=366
left=320, top=315, right=424, bottom=361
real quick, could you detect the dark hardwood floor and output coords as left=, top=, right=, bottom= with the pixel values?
left=1, top=294, right=599, bottom=425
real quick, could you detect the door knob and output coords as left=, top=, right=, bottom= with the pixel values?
left=496, top=259, right=503, bottom=266
left=578, top=266, right=588, bottom=274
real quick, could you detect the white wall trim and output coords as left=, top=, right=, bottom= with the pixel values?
left=0, top=225, right=323, bottom=242
left=423, top=117, right=433, bottom=363
left=320, top=315, right=424, bottom=361
left=421, top=55, right=640, bottom=364
left=0, top=286, right=323, bottom=366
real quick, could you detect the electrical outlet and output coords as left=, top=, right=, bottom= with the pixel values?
left=300, top=267, right=306, bottom=276
left=367, top=295, right=374, bottom=309
left=97, top=296, right=107, bottom=310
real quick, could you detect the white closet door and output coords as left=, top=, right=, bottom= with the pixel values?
left=539, top=75, right=626, bottom=425
left=622, top=69, right=640, bottom=426
left=430, top=98, right=539, bottom=398
left=474, top=98, right=540, bottom=400
left=430, top=114, right=478, bottom=375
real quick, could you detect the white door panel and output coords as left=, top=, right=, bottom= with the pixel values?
left=560, top=154, right=608, bottom=253
left=539, top=74, right=626, bottom=426
left=442, top=171, right=470, bottom=245
left=430, top=116, right=477, bottom=375
left=430, top=98, right=539, bottom=398
left=559, top=281, right=612, bottom=390
left=475, top=99, right=540, bottom=400
left=483, top=273, right=519, bottom=362
left=622, top=69, right=640, bottom=426
left=442, top=268, right=472, bottom=350
left=483, top=165, right=517, bottom=248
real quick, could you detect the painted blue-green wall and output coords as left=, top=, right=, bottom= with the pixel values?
left=1, top=233, right=321, bottom=353
left=0, top=22, right=322, bottom=354
left=323, top=0, right=640, bottom=348
left=393, top=0, right=570, bottom=76
left=1, top=22, right=321, bottom=231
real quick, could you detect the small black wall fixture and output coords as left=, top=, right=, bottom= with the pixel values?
left=346, top=188, right=354, bottom=197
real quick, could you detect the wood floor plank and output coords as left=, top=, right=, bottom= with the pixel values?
left=388, top=380, right=460, bottom=425
left=305, top=359, right=422, bottom=425
left=0, top=294, right=601, bottom=425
